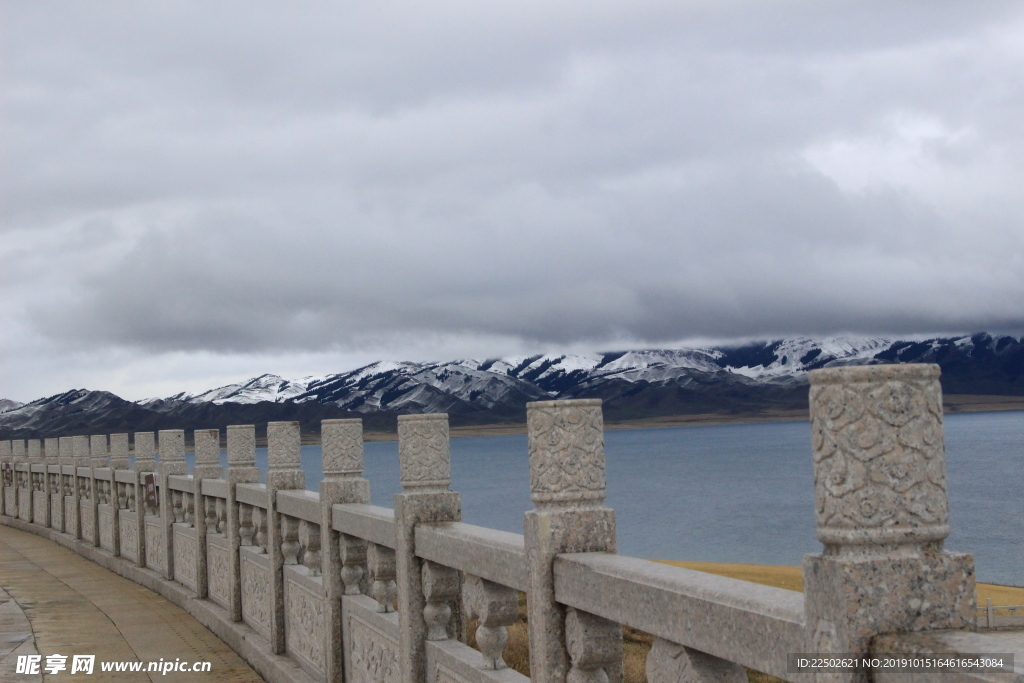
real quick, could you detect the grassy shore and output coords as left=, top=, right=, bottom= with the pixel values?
left=654, top=559, right=1024, bottom=605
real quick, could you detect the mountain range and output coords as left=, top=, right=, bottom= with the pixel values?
left=2, top=333, right=1022, bottom=440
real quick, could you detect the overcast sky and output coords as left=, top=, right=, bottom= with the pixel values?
left=2, top=1, right=1023, bottom=402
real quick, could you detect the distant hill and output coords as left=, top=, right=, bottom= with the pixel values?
left=2, top=333, right=1022, bottom=440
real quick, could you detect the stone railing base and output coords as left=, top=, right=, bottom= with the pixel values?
left=1, top=515, right=316, bottom=683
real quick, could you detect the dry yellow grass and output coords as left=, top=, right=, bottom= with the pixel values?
left=460, top=562, right=1022, bottom=683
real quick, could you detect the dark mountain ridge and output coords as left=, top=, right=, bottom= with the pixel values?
left=2, top=333, right=1022, bottom=440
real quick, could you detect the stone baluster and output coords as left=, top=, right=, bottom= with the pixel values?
left=565, top=607, right=624, bottom=683
left=422, top=560, right=461, bottom=641
left=159, top=430, right=186, bottom=581
left=70, top=435, right=89, bottom=539
left=524, top=399, right=622, bottom=683
left=193, top=428, right=222, bottom=600
left=108, top=433, right=130, bottom=557
left=299, top=519, right=320, bottom=575
left=239, top=504, right=255, bottom=546
left=368, top=542, right=398, bottom=613
left=320, top=418, right=371, bottom=682
left=802, top=364, right=975, bottom=683
left=281, top=514, right=300, bottom=565
left=216, top=498, right=226, bottom=534
left=44, top=437, right=58, bottom=529
left=254, top=506, right=268, bottom=553
left=266, top=421, right=305, bottom=655
left=226, top=424, right=260, bottom=622
left=394, top=413, right=462, bottom=683
left=340, top=533, right=367, bottom=596
left=463, top=575, right=518, bottom=670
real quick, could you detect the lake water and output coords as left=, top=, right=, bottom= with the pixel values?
left=185, top=410, right=1023, bottom=586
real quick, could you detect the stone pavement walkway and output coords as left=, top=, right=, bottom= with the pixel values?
left=0, top=524, right=263, bottom=682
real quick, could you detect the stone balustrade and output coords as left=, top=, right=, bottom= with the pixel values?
left=0, top=365, right=1016, bottom=683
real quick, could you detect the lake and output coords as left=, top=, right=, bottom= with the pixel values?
left=184, top=410, right=1024, bottom=586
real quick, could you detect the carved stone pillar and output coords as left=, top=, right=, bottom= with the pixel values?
left=802, top=364, right=975, bottom=683
left=71, top=435, right=89, bottom=539
left=27, top=440, right=45, bottom=527
left=193, top=428, right=222, bottom=599
left=134, top=432, right=157, bottom=567
left=524, top=399, right=621, bottom=683
left=109, top=433, right=130, bottom=556
left=44, top=438, right=58, bottom=529
left=0, top=440, right=11, bottom=516
left=12, top=440, right=25, bottom=519
left=87, top=434, right=108, bottom=547
left=320, top=418, right=371, bottom=682
left=266, top=421, right=305, bottom=655
left=159, top=430, right=186, bottom=581
left=57, top=436, right=74, bottom=534
left=395, top=413, right=461, bottom=683
left=226, top=424, right=260, bottom=622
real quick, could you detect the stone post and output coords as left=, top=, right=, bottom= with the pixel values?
left=803, top=364, right=975, bottom=683
left=394, top=413, right=462, bottom=683
left=44, top=438, right=58, bottom=529
left=27, top=440, right=44, bottom=526
left=109, top=434, right=130, bottom=557
left=57, top=436, right=73, bottom=533
left=524, top=399, right=620, bottom=683
left=135, top=432, right=157, bottom=567
left=320, top=418, right=371, bottom=682
left=1, top=440, right=10, bottom=515
left=266, top=421, right=305, bottom=655
left=159, top=430, right=187, bottom=581
left=193, top=428, right=222, bottom=599
left=226, top=424, right=260, bottom=622
left=12, top=440, right=25, bottom=519
left=72, top=435, right=89, bottom=538
left=88, top=434, right=108, bottom=547
left=28, top=439, right=42, bottom=465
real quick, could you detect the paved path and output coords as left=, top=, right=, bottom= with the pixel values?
left=0, top=524, right=263, bottom=682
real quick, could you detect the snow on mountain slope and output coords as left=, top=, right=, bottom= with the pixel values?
left=723, top=337, right=897, bottom=379
left=0, top=399, right=24, bottom=413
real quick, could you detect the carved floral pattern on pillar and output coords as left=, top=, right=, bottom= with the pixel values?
left=396, top=414, right=450, bottom=490
left=528, top=399, right=606, bottom=507
left=268, top=422, right=301, bottom=470
left=809, top=364, right=949, bottom=545
left=322, top=419, right=364, bottom=477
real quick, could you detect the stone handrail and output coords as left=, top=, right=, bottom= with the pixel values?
left=2, top=364, right=1019, bottom=682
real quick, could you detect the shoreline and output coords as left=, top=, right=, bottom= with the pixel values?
left=359, top=396, right=1024, bottom=442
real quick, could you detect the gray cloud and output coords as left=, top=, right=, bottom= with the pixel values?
left=3, top=0, right=1024, bottom=398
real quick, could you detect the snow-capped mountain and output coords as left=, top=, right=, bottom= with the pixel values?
left=0, top=399, right=24, bottom=413
left=2, top=333, right=1022, bottom=438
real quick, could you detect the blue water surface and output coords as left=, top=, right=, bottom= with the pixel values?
left=179, top=410, right=1023, bottom=586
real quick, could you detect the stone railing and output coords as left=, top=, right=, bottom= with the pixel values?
left=1, top=365, right=1018, bottom=683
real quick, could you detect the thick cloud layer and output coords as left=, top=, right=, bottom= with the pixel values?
left=2, top=1, right=1023, bottom=400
